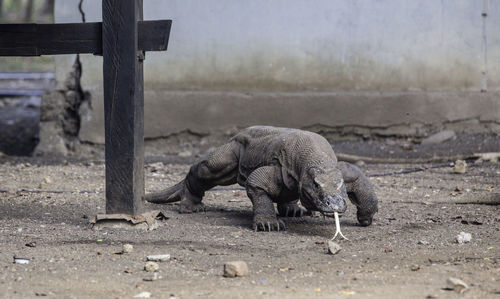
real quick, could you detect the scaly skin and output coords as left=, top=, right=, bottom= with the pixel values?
left=145, top=126, right=378, bottom=231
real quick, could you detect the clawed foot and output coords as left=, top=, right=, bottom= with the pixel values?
left=253, top=215, right=286, bottom=232
left=277, top=203, right=311, bottom=217
left=179, top=200, right=206, bottom=213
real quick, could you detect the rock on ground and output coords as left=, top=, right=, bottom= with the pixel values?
left=146, top=254, right=170, bottom=262
left=327, top=240, right=341, bottom=255
left=456, top=232, right=472, bottom=244
left=122, top=244, right=134, bottom=253
left=421, top=130, right=456, bottom=145
left=144, top=261, right=159, bottom=272
left=454, top=160, right=467, bottom=174
left=223, top=261, right=249, bottom=277
left=134, top=291, right=152, bottom=298
left=446, top=277, right=468, bottom=293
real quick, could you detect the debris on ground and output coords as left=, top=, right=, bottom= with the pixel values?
left=476, top=152, right=500, bottom=163
left=34, top=292, right=49, bottom=296
left=421, top=130, right=456, bottom=145
left=25, top=242, right=36, bottom=247
left=146, top=254, right=170, bottom=262
left=355, top=160, right=365, bottom=167
left=1, top=152, right=498, bottom=297
left=143, top=273, right=160, bottom=282
left=223, top=261, right=249, bottom=277
left=401, top=142, right=413, bottom=151
left=445, top=277, right=468, bottom=293
left=453, top=160, right=467, bottom=174
left=115, top=243, right=134, bottom=255
left=178, top=150, right=192, bottom=158
left=134, top=291, right=152, bottom=298
left=144, top=261, right=160, bottom=272
left=456, top=232, right=472, bottom=244
left=122, top=244, right=134, bottom=253
left=327, top=240, right=341, bottom=255
left=13, top=256, right=30, bottom=264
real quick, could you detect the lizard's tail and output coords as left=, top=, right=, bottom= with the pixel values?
left=145, top=181, right=185, bottom=204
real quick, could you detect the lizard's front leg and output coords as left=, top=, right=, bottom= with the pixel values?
left=337, top=161, right=378, bottom=226
left=245, top=166, right=285, bottom=231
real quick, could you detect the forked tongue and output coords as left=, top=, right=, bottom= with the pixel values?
left=331, top=211, right=349, bottom=241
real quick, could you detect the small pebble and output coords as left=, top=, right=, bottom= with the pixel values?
left=422, top=130, right=456, bottom=145
left=25, top=242, right=36, bottom=248
left=178, top=150, right=192, bottom=157
left=410, top=264, right=420, bottom=271
left=13, top=257, right=30, bottom=264
left=327, top=241, right=341, bottom=255
left=122, top=244, right=134, bottom=253
left=355, top=160, right=365, bottom=167
left=401, top=143, right=413, bottom=151
left=446, top=277, right=468, bottom=293
left=134, top=291, right=152, bottom=298
left=453, top=160, right=467, bottom=174
left=144, top=261, right=159, bottom=272
left=146, top=254, right=170, bottom=262
left=143, top=273, right=160, bottom=281
left=418, top=240, right=430, bottom=245
left=223, top=261, right=248, bottom=277
left=456, top=232, right=471, bottom=244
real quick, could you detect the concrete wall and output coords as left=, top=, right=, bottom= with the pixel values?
left=54, top=0, right=500, bottom=143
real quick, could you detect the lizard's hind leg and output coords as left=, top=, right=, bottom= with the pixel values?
left=181, top=141, right=240, bottom=213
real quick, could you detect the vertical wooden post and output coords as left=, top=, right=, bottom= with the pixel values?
left=102, top=0, right=144, bottom=216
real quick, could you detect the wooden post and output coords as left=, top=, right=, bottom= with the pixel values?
left=0, top=1, right=170, bottom=222
left=102, top=0, right=144, bottom=216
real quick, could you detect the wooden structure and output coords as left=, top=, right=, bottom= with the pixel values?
left=0, top=0, right=171, bottom=218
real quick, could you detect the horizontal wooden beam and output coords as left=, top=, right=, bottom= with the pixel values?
left=0, top=20, right=171, bottom=56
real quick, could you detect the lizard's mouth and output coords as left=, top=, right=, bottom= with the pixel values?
left=320, top=195, right=347, bottom=214
left=300, top=191, right=347, bottom=214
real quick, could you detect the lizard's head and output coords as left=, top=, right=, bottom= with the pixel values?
left=299, top=166, right=347, bottom=215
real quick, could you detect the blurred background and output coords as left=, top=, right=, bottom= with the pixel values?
left=0, top=0, right=54, bottom=155
left=1, top=0, right=499, bottom=158
left=0, top=0, right=54, bottom=71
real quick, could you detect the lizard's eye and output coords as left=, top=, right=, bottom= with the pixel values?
left=313, top=176, right=327, bottom=189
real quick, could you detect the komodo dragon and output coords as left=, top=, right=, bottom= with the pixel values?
left=145, top=126, right=378, bottom=231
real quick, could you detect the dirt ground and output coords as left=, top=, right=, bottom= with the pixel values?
left=0, top=145, right=499, bottom=298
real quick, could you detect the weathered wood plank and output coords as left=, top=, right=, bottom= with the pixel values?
left=0, top=20, right=171, bottom=56
left=103, top=0, right=145, bottom=216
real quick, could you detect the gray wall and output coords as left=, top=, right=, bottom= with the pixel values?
left=55, top=0, right=500, bottom=143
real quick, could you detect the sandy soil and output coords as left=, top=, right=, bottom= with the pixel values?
left=0, top=155, right=499, bottom=298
